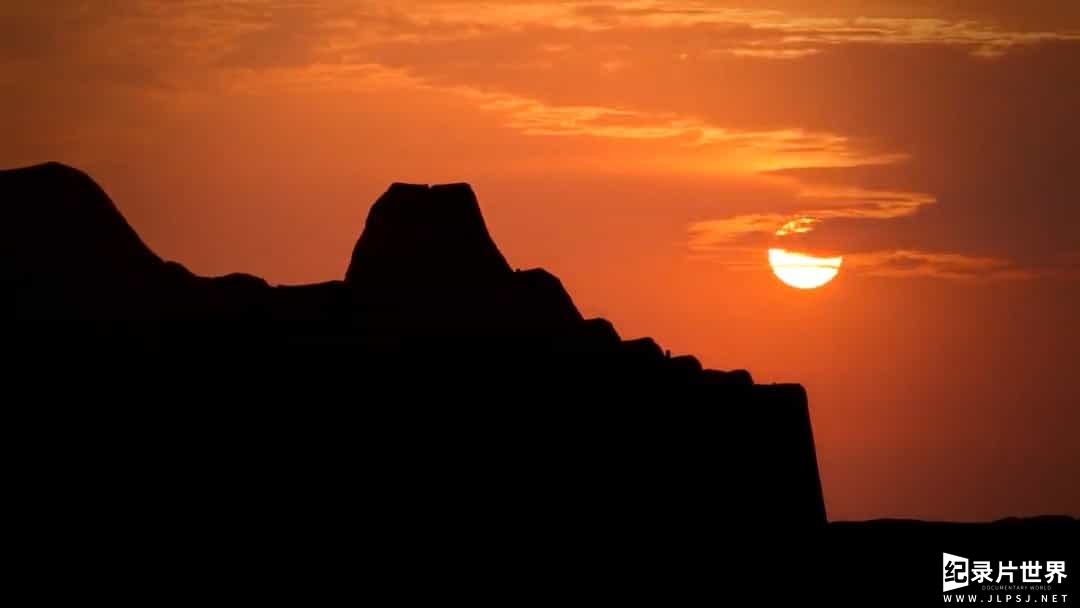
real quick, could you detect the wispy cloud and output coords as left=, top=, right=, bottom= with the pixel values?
left=843, top=250, right=1034, bottom=280
left=682, top=183, right=1045, bottom=281
left=687, top=185, right=936, bottom=250
left=689, top=244, right=1033, bottom=281
left=677, top=182, right=1049, bottom=281
left=426, top=88, right=904, bottom=173
left=388, top=1, right=1080, bottom=58
left=212, top=56, right=903, bottom=175
left=728, top=48, right=822, bottom=60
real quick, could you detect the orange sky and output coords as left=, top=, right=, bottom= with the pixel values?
left=4, top=1, right=1079, bottom=522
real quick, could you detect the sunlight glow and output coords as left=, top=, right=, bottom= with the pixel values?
left=768, top=248, right=843, bottom=289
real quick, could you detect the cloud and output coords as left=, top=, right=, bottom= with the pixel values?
left=686, top=184, right=936, bottom=250
left=399, top=86, right=908, bottom=175
left=689, top=244, right=1033, bottom=281
left=187, top=54, right=875, bottom=171
left=210, top=60, right=902, bottom=175
left=384, top=1, right=1080, bottom=58
left=9, top=1, right=1075, bottom=97
left=25, top=0, right=1065, bottom=82
left=677, top=179, right=1053, bottom=282
left=680, top=180, right=1046, bottom=282
left=8, top=1, right=1077, bottom=93
left=843, top=250, right=1034, bottom=280
left=728, top=48, right=822, bottom=60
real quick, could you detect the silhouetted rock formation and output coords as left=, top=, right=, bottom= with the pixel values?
left=8, top=162, right=1077, bottom=601
left=5, top=163, right=163, bottom=319
left=346, top=182, right=511, bottom=285
left=4, top=161, right=837, bottom=596
left=4, top=162, right=275, bottom=322
left=344, top=182, right=583, bottom=333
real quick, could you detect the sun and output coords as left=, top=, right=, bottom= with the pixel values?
left=768, top=248, right=843, bottom=289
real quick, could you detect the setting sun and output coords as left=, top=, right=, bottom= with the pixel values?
left=768, top=248, right=843, bottom=289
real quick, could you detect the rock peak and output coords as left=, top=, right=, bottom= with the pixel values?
left=345, top=181, right=511, bottom=286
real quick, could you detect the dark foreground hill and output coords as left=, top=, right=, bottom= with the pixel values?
left=3, top=162, right=1075, bottom=602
